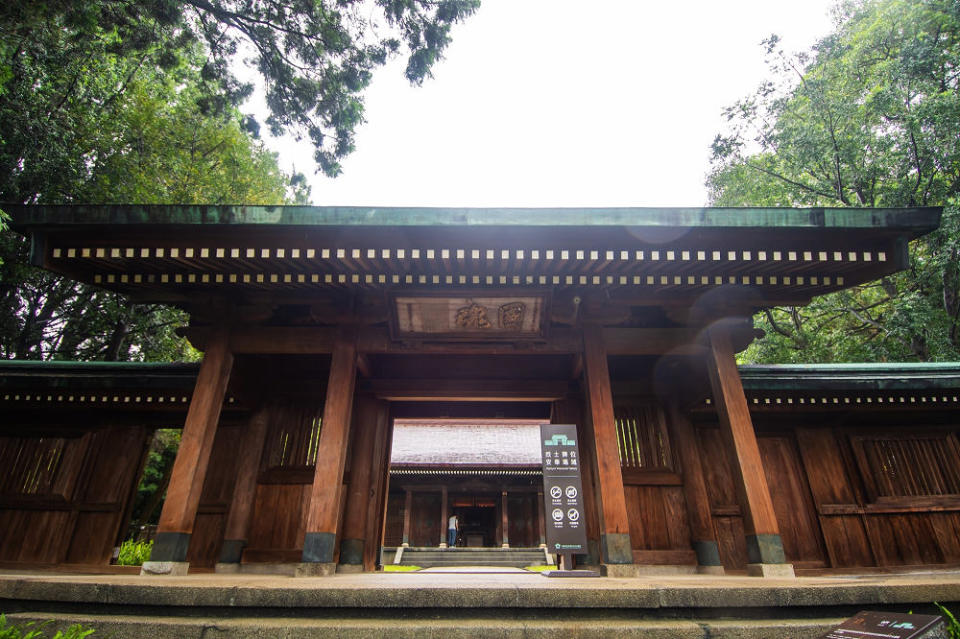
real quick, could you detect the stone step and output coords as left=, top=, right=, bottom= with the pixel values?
left=387, top=547, right=549, bottom=568
left=4, top=611, right=844, bottom=639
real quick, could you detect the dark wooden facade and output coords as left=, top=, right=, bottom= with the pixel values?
left=3, top=203, right=951, bottom=577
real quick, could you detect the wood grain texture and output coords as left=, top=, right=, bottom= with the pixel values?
left=758, top=435, right=826, bottom=567
left=223, top=408, right=271, bottom=542
left=706, top=327, right=780, bottom=538
left=582, top=324, right=631, bottom=538
left=340, top=395, right=380, bottom=551
left=157, top=328, right=233, bottom=534
left=304, top=327, right=358, bottom=536
left=364, top=402, right=392, bottom=569
left=667, top=402, right=716, bottom=548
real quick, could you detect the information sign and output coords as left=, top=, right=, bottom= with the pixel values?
left=820, top=611, right=944, bottom=639
left=540, top=424, right=588, bottom=561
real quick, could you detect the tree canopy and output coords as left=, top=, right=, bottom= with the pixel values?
left=709, top=0, right=960, bottom=362
left=0, top=16, right=309, bottom=361
left=1, top=0, right=476, bottom=361
left=1, top=0, right=479, bottom=178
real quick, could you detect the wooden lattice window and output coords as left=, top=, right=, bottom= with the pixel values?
left=261, top=404, right=323, bottom=469
left=0, top=437, right=67, bottom=496
left=614, top=404, right=673, bottom=470
left=851, top=433, right=960, bottom=501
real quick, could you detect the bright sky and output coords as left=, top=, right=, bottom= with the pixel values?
left=255, top=0, right=838, bottom=207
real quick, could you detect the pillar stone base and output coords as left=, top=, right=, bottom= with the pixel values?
left=294, top=562, right=337, bottom=577
left=600, top=533, right=633, bottom=564
left=339, top=538, right=364, bottom=566
left=151, top=532, right=191, bottom=563
left=697, top=564, right=726, bottom=575
left=218, top=539, right=246, bottom=564
left=140, top=561, right=189, bottom=576
left=746, top=533, right=787, bottom=565
left=335, top=563, right=364, bottom=574
left=214, top=562, right=241, bottom=574
left=747, top=563, right=796, bottom=578
left=301, top=532, right=337, bottom=564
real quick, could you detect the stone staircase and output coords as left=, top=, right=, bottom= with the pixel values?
left=2, top=570, right=960, bottom=638
left=384, top=546, right=550, bottom=568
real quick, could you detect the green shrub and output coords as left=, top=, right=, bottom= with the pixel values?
left=937, top=603, right=960, bottom=639
left=0, top=615, right=95, bottom=638
left=116, top=539, right=152, bottom=566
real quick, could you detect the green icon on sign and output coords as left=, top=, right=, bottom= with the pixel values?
left=544, top=434, right=576, bottom=446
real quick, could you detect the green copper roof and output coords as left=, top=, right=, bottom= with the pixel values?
left=5, top=204, right=942, bottom=233
left=2, top=360, right=958, bottom=393
left=739, top=363, right=960, bottom=392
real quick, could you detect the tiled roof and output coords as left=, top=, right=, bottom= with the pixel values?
left=390, top=419, right=543, bottom=466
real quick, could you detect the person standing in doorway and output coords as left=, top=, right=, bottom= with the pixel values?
left=447, top=513, right=459, bottom=547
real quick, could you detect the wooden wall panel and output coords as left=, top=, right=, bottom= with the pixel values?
left=714, top=515, right=748, bottom=570
left=624, top=485, right=691, bottom=551
left=865, top=514, right=946, bottom=566
left=187, top=512, right=227, bottom=569
left=185, top=425, right=243, bottom=567
left=507, top=493, right=536, bottom=547
left=930, top=513, right=960, bottom=563
left=696, top=426, right=748, bottom=570
left=66, top=512, right=118, bottom=564
left=758, top=435, right=826, bottom=568
left=410, top=492, right=441, bottom=547
left=246, top=484, right=309, bottom=555
left=383, top=492, right=404, bottom=547
left=794, top=427, right=874, bottom=568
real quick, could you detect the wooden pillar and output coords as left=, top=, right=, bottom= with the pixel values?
left=666, top=398, right=724, bottom=574
left=365, top=408, right=394, bottom=570
left=401, top=489, right=413, bottom=547
left=299, top=327, right=358, bottom=575
left=582, top=323, right=633, bottom=565
left=440, top=486, right=449, bottom=548
left=144, top=327, right=233, bottom=575
left=216, top=405, right=271, bottom=569
left=501, top=490, right=510, bottom=548
left=706, top=324, right=793, bottom=577
left=338, top=395, right=380, bottom=569
left=536, top=490, right=546, bottom=546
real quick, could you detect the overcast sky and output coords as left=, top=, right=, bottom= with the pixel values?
left=254, top=0, right=838, bottom=208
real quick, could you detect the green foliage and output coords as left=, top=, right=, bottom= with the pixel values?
left=0, top=0, right=478, bottom=177
left=116, top=540, right=153, bottom=566
left=0, top=615, right=94, bottom=639
left=129, top=429, right=180, bottom=529
left=937, top=603, right=960, bottom=638
left=711, top=0, right=960, bottom=362
left=0, top=13, right=308, bottom=362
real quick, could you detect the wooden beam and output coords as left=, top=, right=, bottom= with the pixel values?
left=184, top=325, right=711, bottom=356
left=582, top=323, right=633, bottom=564
left=666, top=399, right=723, bottom=573
left=402, top=489, right=413, bottom=547
left=501, top=490, right=510, bottom=548
left=150, top=327, right=233, bottom=568
left=338, top=395, right=380, bottom=566
left=217, top=405, right=271, bottom=565
left=367, top=379, right=570, bottom=402
left=300, top=326, right=358, bottom=570
left=365, top=402, right=393, bottom=570
left=706, top=324, right=790, bottom=573
left=440, top=486, right=449, bottom=548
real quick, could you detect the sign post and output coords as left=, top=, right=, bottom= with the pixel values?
left=539, top=423, right=598, bottom=577
left=819, top=611, right=945, bottom=639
